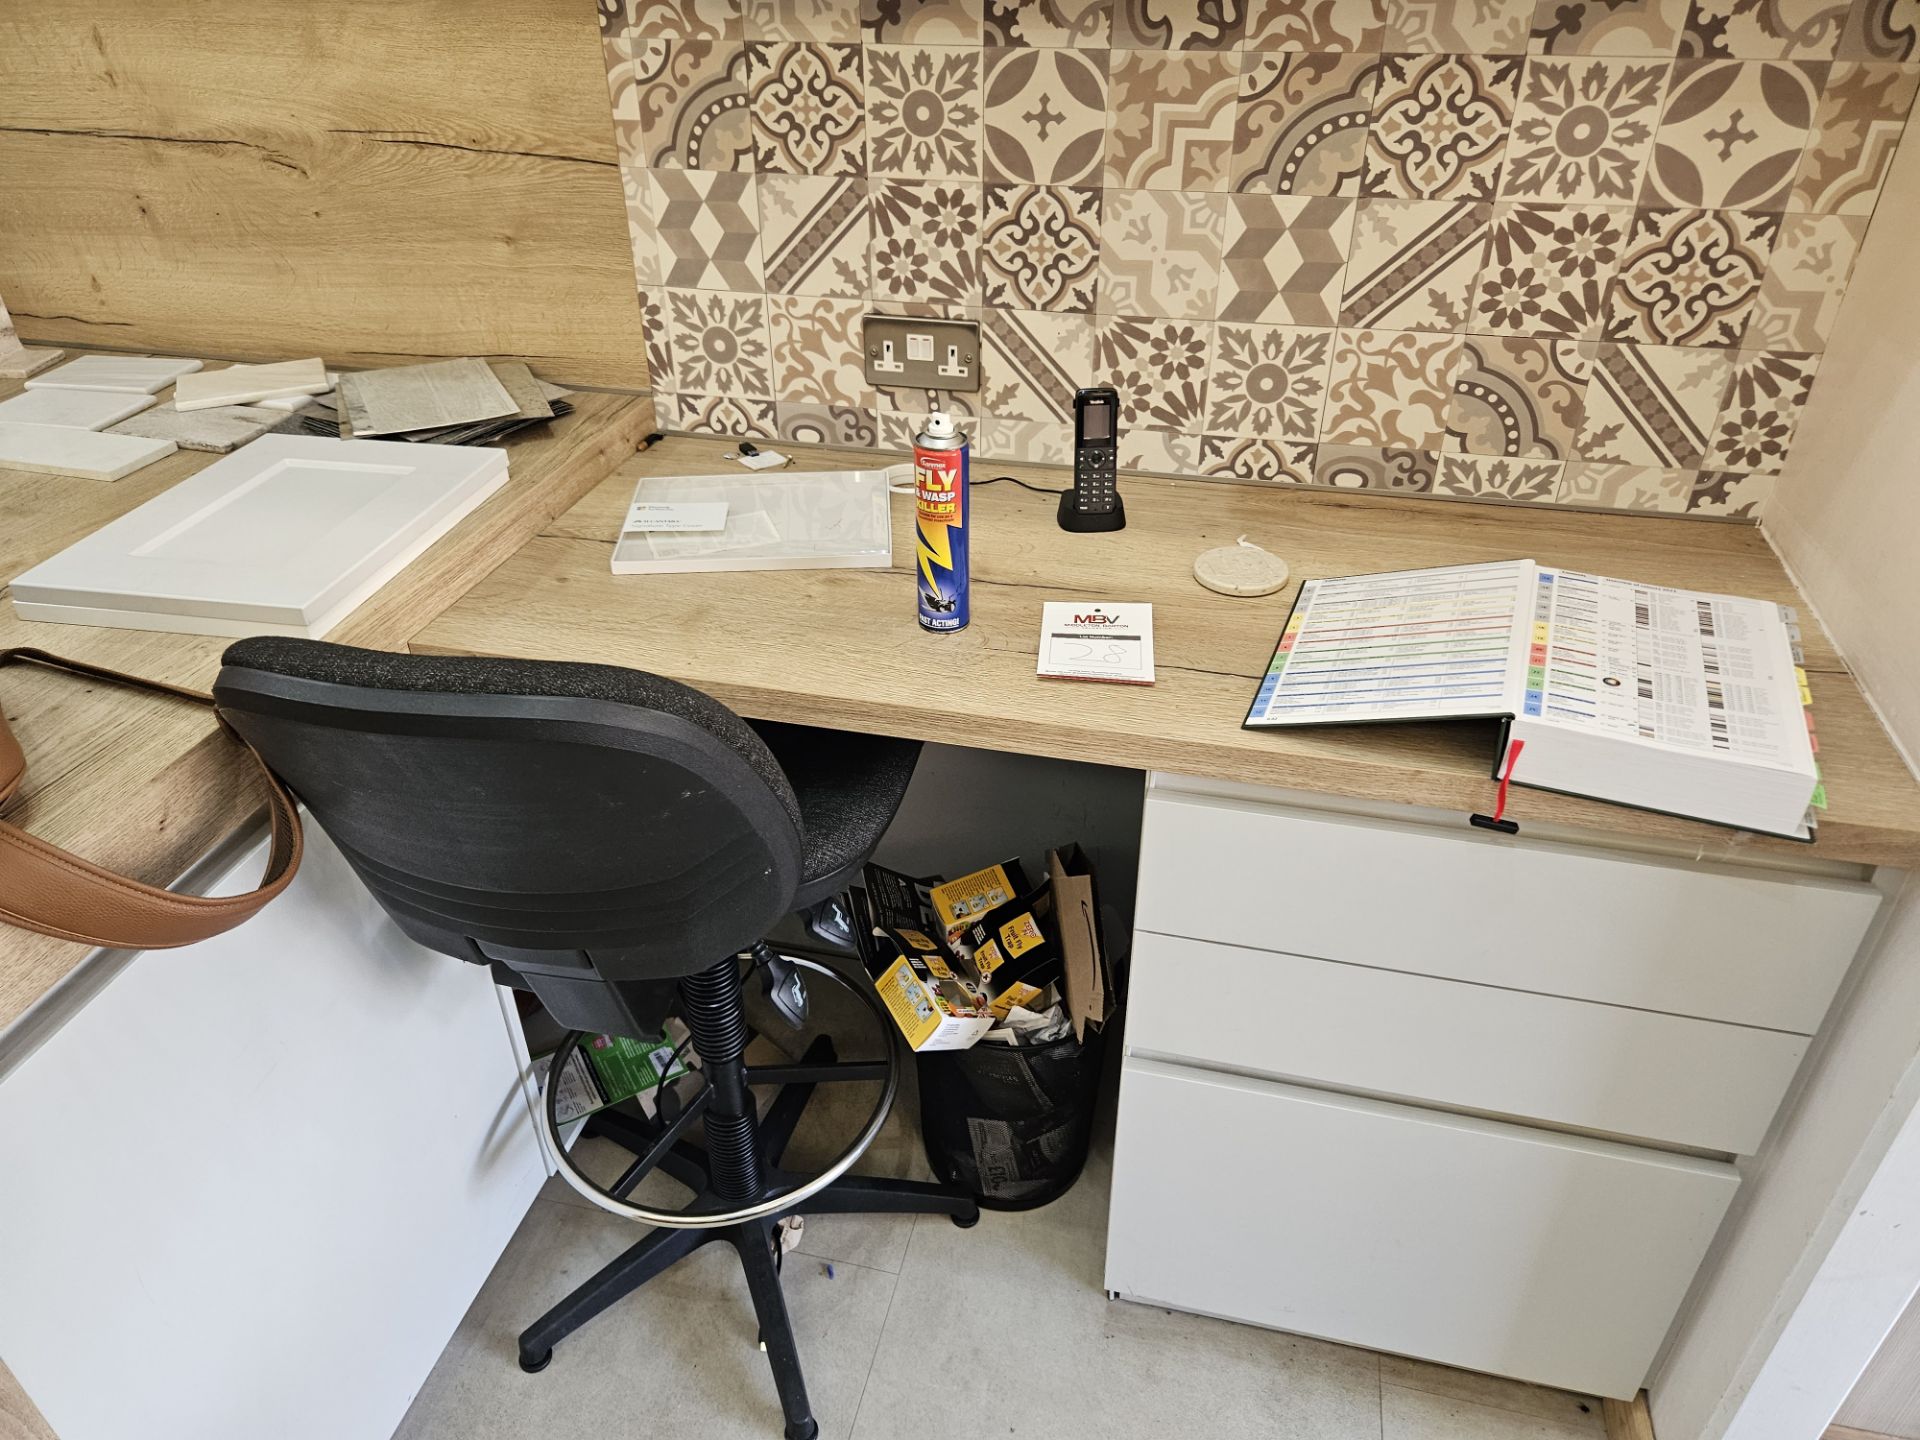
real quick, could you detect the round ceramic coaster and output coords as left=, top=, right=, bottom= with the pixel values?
left=1194, top=538, right=1290, bottom=597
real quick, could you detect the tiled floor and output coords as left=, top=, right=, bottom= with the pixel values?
left=397, top=989, right=1612, bottom=1440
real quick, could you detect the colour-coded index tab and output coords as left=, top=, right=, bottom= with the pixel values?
left=1524, top=571, right=1553, bottom=717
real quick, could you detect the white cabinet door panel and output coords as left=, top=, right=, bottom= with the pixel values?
left=10, top=434, right=508, bottom=635
left=0, top=825, right=546, bottom=1440
left=1136, top=788, right=1875, bottom=1033
left=1105, top=1059, right=1739, bottom=1400
left=1126, top=930, right=1808, bottom=1154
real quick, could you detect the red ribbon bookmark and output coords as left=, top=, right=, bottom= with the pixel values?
left=1470, top=738, right=1526, bottom=834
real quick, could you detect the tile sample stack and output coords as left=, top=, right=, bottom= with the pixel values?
left=300, top=360, right=573, bottom=445
left=1, top=356, right=230, bottom=479
left=338, top=358, right=517, bottom=436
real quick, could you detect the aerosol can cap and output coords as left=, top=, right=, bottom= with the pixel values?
left=922, top=410, right=955, bottom=440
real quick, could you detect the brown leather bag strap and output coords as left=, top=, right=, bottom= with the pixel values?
left=0, top=647, right=304, bottom=949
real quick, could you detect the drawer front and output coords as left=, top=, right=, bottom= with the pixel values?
left=1127, top=931, right=1807, bottom=1154
left=1105, top=1060, right=1739, bottom=1400
left=1136, top=788, right=1878, bottom=1033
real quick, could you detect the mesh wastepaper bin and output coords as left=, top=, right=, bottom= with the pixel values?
left=916, top=1026, right=1104, bottom=1210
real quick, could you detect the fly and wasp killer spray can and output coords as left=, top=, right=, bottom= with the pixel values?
left=914, top=412, right=969, bottom=632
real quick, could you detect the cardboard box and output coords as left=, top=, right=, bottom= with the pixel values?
left=871, top=926, right=994, bottom=1051
left=1049, top=845, right=1113, bottom=1041
left=860, top=850, right=1113, bottom=1049
left=864, top=862, right=939, bottom=934
left=962, top=885, right=1062, bottom=1019
left=859, top=866, right=996, bottom=1051
left=929, top=858, right=1030, bottom=939
left=533, top=1024, right=691, bottom=1125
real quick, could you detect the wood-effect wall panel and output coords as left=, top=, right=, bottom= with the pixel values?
left=0, top=1, right=647, bottom=389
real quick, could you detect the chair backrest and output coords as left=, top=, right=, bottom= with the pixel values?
left=214, top=637, right=804, bottom=1035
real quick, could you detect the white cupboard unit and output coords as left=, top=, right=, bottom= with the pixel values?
left=0, top=825, right=547, bottom=1440
left=1107, top=774, right=1881, bottom=1399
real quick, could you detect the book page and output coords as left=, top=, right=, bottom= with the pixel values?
left=1246, top=560, right=1533, bottom=726
left=1525, top=569, right=1809, bottom=770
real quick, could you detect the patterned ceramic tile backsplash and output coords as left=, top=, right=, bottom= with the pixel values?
left=601, top=0, right=1918, bottom=519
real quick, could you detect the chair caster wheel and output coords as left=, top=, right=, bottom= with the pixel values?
left=951, top=1205, right=981, bottom=1229
left=519, top=1348, right=553, bottom=1374
left=786, top=1420, right=820, bottom=1440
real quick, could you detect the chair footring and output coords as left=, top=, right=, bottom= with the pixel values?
left=517, top=1066, right=977, bottom=1436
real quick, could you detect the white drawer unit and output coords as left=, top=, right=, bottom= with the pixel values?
left=1106, top=1061, right=1740, bottom=1400
left=1135, top=785, right=1876, bottom=1033
left=1126, top=931, right=1809, bottom=1154
left=1108, top=775, right=1885, bottom=1399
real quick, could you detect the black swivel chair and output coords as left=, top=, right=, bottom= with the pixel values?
left=213, top=638, right=978, bottom=1440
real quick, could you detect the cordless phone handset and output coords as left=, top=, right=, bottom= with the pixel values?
left=1059, top=386, right=1126, bottom=533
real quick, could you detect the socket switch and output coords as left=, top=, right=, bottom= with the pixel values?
left=863, top=314, right=980, bottom=392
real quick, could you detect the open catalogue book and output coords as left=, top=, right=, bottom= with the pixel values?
left=1244, top=559, right=1824, bottom=840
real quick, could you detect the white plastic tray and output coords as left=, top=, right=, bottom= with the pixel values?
left=611, top=469, right=895, bottom=574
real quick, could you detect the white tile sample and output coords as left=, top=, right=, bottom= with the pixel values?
left=25, top=354, right=203, bottom=394
left=107, top=403, right=282, bottom=453
left=171, top=358, right=330, bottom=411
left=11, top=434, right=510, bottom=636
left=0, top=388, right=156, bottom=430
left=0, top=421, right=178, bottom=481
left=254, top=377, right=337, bottom=412
left=256, top=391, right=323, bottom=412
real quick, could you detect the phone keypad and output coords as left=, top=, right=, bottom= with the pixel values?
left=1076, top=449, right=1116, bottom=512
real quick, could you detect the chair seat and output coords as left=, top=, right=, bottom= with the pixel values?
left=751, top=721, right=922, bottom=908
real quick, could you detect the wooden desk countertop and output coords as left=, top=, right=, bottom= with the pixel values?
left=412, top=436, right=1920, bottom=875
left=0, top=354, right=656, bottom=1033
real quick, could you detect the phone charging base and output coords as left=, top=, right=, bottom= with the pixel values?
left=1058, top=493, right=1126, bottom=533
